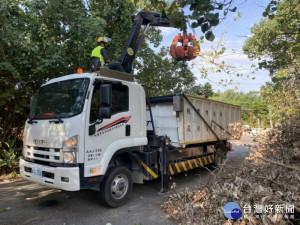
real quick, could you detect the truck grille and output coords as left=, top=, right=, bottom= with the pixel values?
left=33, top=153, right=49, bottom=159
left=25, top=145, right=62, bottom=163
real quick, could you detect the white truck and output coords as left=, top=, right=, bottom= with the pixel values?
left=20, top=68, right=241, bottom=207
left=19, top=11, right=241, bottom=207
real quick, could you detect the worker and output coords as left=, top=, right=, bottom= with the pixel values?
left=90, top=36, right=124, bottom=72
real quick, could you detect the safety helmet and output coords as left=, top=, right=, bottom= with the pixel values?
left=97, top=36, right=111, bottom=43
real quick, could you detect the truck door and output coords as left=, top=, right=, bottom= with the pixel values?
left=84, top=81, right=131, bottom=176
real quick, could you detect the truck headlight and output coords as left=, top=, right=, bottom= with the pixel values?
left=63, top=152, right=76, bottom=164
left=62, top=135, right=79, bottom=163
left=63, top=135, right=79, bottom=151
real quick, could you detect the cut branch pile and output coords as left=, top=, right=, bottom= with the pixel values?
left=161, top=118, right=300, bottom=225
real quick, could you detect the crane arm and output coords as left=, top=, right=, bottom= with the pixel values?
left=119, top=11, right=172, bottom=74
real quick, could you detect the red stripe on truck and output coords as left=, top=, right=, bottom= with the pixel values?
left=97, top=116, right=131, bottom=132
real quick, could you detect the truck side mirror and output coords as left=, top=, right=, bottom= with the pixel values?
left=100, top=84, right=112, bottom=106
left=99, top=107, right=111, bottom=119
left=89, top=125, right=96, bottom=136
left=99, top=84, right=112, bottom=119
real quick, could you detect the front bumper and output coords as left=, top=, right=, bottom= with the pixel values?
left=20, top=158, right=80, bottom=191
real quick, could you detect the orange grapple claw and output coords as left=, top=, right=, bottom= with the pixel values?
left=170, top=31, right=200, bottom=61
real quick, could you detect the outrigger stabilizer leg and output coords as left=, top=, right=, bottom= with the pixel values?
left=160, top=136, right=170, bottom=193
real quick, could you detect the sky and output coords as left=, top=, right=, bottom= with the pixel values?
left=157, top=0, right=272, bottom=93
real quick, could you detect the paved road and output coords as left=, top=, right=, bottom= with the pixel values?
left=0, top=138, right=252, bottom=225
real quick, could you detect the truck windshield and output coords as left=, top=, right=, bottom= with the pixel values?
left=29, top=78, right=90, bottom=119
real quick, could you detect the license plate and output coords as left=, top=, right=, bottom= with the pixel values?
left=32, top=167, right=42, bottom=177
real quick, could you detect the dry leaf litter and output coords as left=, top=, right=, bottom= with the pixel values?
left=161, top=118, right=300, bottom=225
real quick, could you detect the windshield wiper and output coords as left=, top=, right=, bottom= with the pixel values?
left=49, top=114, right=64, bottom=124
left=27, top=115, right=41, bottom=124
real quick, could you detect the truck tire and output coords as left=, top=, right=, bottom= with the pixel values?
left=214, top=147, right=224, bottom=168
left=100, top=166, right=132, bottom=208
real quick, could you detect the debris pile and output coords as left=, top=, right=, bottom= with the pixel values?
left=230, top=121, right=242, bottom=140
left=161, top=119, right=300, bottom=224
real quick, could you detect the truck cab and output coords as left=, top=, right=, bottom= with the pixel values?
left=20, top=71, right=147, bottom=204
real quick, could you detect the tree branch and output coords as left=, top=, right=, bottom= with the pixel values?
left=257, top=156, right=299, bottom=170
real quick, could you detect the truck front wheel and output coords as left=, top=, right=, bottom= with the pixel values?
left=100, top=166, right=132, bottom=208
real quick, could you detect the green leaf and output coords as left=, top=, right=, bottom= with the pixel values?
left=218, top=47, right=226, bottom=55
left=229, top=7, right=237, bottom=12
left=213, top=13, right=219, bottom=19
left=197, top=17, right=205, bottom=26
left=210, top=18, right=219, bottom=26
left=201, top=23, right=210, bottom=33
left=217, top=4, right=223, bottom=10
left=205, top=31, right=215, bottom=42
left=191, top=22, right=198, bottom=28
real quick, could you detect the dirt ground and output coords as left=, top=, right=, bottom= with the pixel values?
left=0, top=137, right=252, bottom=225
